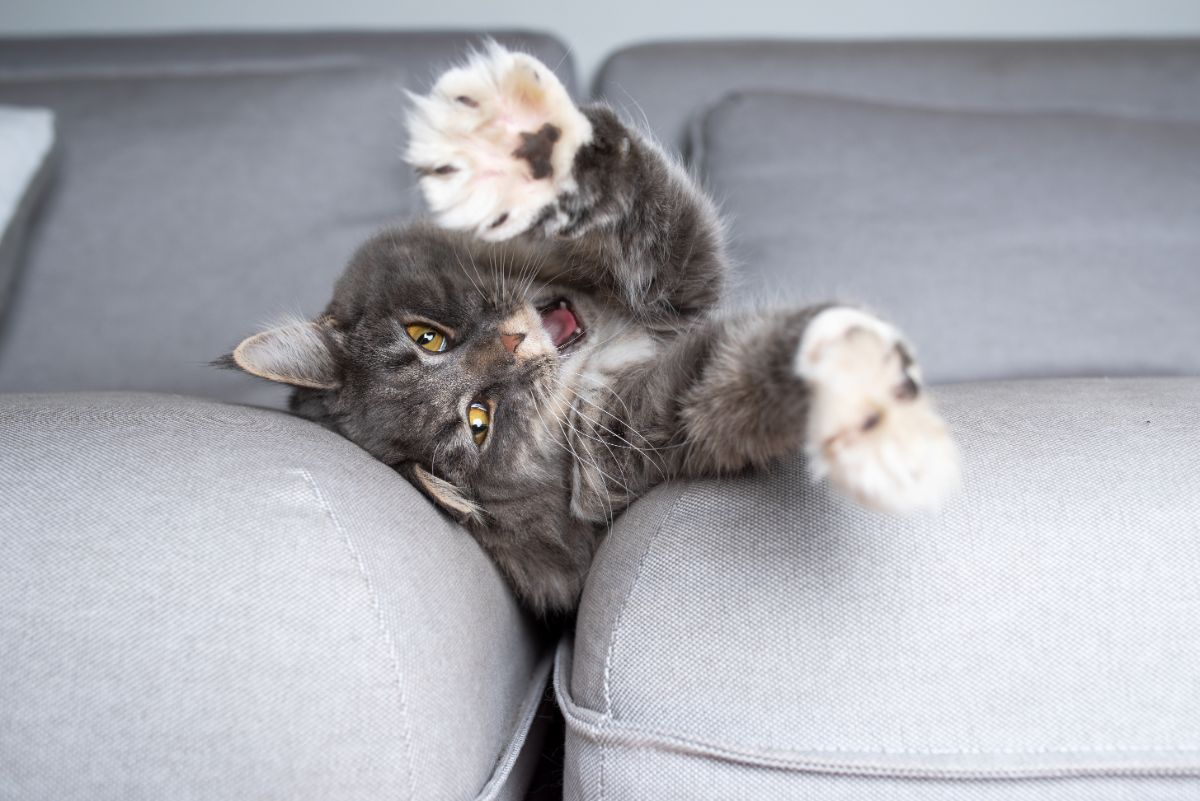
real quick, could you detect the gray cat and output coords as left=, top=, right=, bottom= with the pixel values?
left=225, top=44, right=959, bottom=615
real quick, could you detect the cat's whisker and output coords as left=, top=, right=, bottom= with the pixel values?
left=539, top=379, right=641, bottom=511
left=535, top=381, right=633, bottom=507
left=452, top=245, right=489, bottom=304
left=547, top=363, right=661, bottom=444
left=527, top=386, right=621, bottom=526
left=546, top=400, right=631, bottom=497
left=545, top=373, right=665, bottom=473
left=569, top=376, right=684, bottom=467
left=464, top=247, right=496, bottom=306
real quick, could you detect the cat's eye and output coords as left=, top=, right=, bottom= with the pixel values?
left=467, top=402, right=490, bottom=446
left=406, top=323, right=448, bottom=353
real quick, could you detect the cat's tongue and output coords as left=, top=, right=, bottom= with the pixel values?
left=540, top=305, right=578, bottom=348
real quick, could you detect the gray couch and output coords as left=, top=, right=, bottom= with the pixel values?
left=2, top=32, right=1198, bottom=801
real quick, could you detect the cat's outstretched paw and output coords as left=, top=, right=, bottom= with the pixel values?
left=795, top=307, right=960, bottom=514
left=405, top=43, right=592, bottom=241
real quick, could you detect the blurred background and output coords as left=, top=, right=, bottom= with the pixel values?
left=5, top=0, right=1200, bottom=79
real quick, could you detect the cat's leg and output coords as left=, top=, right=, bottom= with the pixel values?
left=656, top=306, right=959, bottom=513
left=406, top=43, right=728, bottom=320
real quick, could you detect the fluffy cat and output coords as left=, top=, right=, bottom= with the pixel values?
left=225, top=44, right=960, bottom=615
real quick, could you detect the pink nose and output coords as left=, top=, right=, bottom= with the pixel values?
left=500, top=332, right=525, bottom=354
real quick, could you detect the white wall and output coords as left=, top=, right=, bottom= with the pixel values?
left=3, top=0, right=1199, bottom=81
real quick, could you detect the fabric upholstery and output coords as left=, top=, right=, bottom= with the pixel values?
left=0, top=32, right=574, bottom=407
left=564, top=378, right=1200, bottom=799
left=695, top=91, right=1200, bottom=383
left=0, top=391, right=549, bottom=801
left=0, top=104, right=54, bottom=321
left=594, top=39, right=1200, bottom=152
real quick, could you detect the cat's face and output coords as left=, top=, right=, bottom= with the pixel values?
left=229, top=224, right=587, bottom=521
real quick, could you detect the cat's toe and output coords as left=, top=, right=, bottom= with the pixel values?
left=405, top=43, right=592, bottom=241
left=795, top=307, right=960, bottom=514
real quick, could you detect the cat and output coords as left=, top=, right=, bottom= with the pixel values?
left=224, top=43, right=960, bottom=616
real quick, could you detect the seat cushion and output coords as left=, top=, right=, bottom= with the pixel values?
left=0, top=32, right=574, bottom=406
left=694, top=91, right=1200, bottom=382
left=562, top=378, right=1200, bottom=800
left=0, top=104, right=54, bottom=321
left=0, top=392, right=548, bottom=801
left=593, top=39, right=1200, bottom=152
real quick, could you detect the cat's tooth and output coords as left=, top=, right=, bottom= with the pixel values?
left=559, top=300, right=567, bottom=309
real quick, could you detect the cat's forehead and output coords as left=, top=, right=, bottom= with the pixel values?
left=332, top=227, right=511, bottom=326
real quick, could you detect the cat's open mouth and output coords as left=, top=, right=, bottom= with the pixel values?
left=539, top=299, right=586, bottom=353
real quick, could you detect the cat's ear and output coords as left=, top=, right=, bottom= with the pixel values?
left=227, top=319, right=340, bottom=389
left=410, top=465, right=484, bottom=525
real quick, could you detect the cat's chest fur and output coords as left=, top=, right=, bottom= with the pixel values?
left=552, top=293, right=661, bottom=524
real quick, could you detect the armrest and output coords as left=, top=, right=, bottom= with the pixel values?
left=0, top=392, right=547, bottom=801
left=564, top=378, right=1200, bottom=797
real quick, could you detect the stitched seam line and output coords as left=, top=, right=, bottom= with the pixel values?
left=555, top=644, right=1200, bottom=781
left=300, top=468, right=417, bottom=800
left=601, top=483, right=690, bottom=717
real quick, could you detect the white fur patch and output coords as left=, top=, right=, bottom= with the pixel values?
left=798, top=307, right=959, bottom=514
left=405, top=42, right=592, bottom=241
left=795, top=307, right=903, bottom=381
left=589, top=330, right=657, bottom=374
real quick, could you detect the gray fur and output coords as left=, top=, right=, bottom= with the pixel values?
left=224, top=102, right=907, bottom=616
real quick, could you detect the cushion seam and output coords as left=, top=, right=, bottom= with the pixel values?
left=601, top=482, right=691, bottom=717
left=555, top=643, right=1200, bottom=779
left=299, top=467, right=417, bottom=800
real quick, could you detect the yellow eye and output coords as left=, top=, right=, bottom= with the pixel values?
left=406, top=323, right=448, bottom=352
left=467, top=402, right=490, bottom=446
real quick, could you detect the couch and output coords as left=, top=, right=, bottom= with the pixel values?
left=1, top=31, right=1198, bottom=800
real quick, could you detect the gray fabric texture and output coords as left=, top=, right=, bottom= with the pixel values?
left=594, top=39, right=1200, bottom=153
left=562, top=734, right=1200, bottom=801
left=0, top=391, right=548, bottom=801
left=0, top=105, right=54, bottom=323
left=565, top=379, right=1200, bottom=798
left=0, top=32, right=574, bottom=407
left=695, top=91, right=1200, bottom=383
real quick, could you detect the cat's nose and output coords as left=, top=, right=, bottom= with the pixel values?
left=499, top=331, right=526, bottom=354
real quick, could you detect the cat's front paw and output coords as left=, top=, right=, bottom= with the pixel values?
left=795, top=307, right=960, bottom=513
left=405, top=43, right=592, bottom=241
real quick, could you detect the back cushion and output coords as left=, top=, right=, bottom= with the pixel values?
left=0, top=33, right=574, bottom=406
left=0, top=105, right=55, bottom=323
left=696, top=92, right=1200, bottom=382
left=595, top=39, right=1200, bottom=153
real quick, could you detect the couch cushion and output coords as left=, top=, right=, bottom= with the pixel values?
left=562, top=378, right=1200, bottom=799
left=0, top=32, right=574, bottom=406
left=594, top=39, right=1200, bottom=152
left=0, top=392, right=548, bottom=801
left=695, top=91, right=1200, bottom=383
left=0, top=104, right=54, bottom=321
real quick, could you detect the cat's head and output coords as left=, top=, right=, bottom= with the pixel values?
left=223, top=224, right=587, bottom=523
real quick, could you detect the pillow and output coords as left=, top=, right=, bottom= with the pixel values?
left=0, top=105, right=55, bottom=321
left=597, top=39, right=1200, bottom=154
left=694, top=91, right=1200, bottom=383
